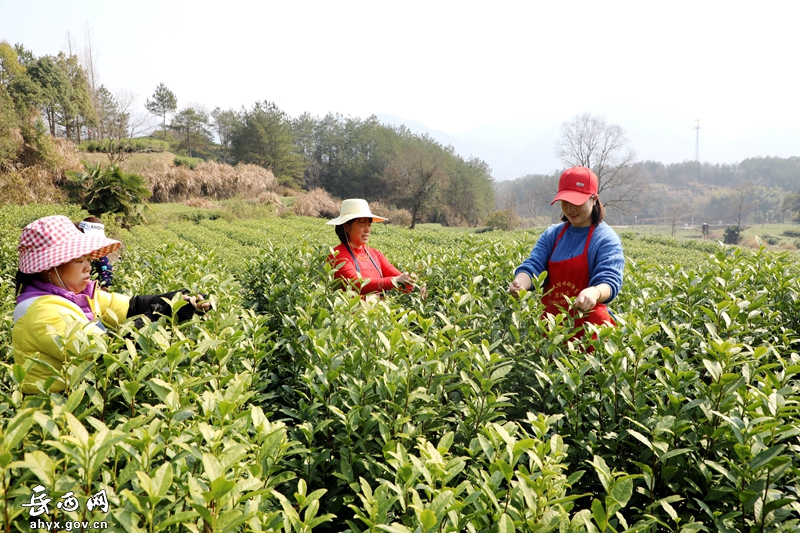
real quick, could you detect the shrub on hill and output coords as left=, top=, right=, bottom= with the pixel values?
left=65, top=161, right=151, bottom=227
left=291, top=188, right=340, bottom=218
left=174, top=156, right=203, bottom=169
left=78, top=137, right=169, bottom=154
left=723, top=225, right=742, bottom=244
left=257, top=190, right=282, bottom=206
left=486, top=209, right=520, bottom=231
left=143, top=161, right=278, bottom=202
left=370, top=201, right=412, bottom=227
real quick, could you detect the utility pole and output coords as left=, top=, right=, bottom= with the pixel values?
left=694, top=119, right=701, bottom=161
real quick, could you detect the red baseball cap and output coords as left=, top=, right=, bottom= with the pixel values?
left=551, top=166, right=598, bottom=205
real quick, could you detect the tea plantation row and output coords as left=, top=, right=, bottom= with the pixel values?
left=1, top=204, right=798, bottom=532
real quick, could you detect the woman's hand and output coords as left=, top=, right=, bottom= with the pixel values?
left=184, top=294, right=212, bottom=312
left=394, top=272, right=415, bottom=286
left=508, top=273, right=532, bottom=299
left=395, top=273, right=427, bottom=299
left=574, top=286, right=602, bottom=312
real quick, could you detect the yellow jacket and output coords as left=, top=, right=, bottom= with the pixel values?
left=12, top=290, right=131, bottom=394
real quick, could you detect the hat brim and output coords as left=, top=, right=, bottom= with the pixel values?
left=326, top=213, right=388, bottom=226
left=551, top=190, right=594, bottom=206
left=19, top=234, right=122, bottom=274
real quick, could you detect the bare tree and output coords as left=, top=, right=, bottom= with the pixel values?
left=732, top=182, right=756, bottom=227
left=95, top=87, right=151, bottom=164
left=81, top=24, right=100, bottom=139
left=385, top=135, right=447, bottom=229
left=665, top=194, right=692, bottom=236
left=495, top=173, right=559, bottom=225
left=555, top=113, right=645, bottom=212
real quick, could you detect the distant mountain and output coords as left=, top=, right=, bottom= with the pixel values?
left=375, top=114, right=563, bottom=181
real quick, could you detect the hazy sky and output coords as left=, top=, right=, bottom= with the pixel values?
left=2, top=0, right=798, bottom=178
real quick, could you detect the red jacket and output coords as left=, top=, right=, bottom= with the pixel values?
left=328, top=243, right=409, bottom=295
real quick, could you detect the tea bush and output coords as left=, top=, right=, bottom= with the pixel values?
left=79, top=138, right=170, bottom=154
left=1, top=204, right=799, bottom=532
left=174, top=156, right=203, bottom=169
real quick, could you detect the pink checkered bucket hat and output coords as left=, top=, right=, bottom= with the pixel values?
left=18, top=215, right=121, bottom=274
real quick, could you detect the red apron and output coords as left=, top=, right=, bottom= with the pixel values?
left=542, top=223, right=614, bottom=330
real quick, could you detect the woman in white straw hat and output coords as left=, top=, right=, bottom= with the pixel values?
left=12, top=215, right=211, bottom=394
left=327, top=199, right=425, bottom=298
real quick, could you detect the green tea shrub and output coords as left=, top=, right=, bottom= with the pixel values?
left=723, top=225, right=742, bottom=244
left=485, top=209, right=520, bottom=230
left=2, top=207, right=799, bottom=532
left=79, top=138, right=169, bottom=154
left=174, top=156, right=203, bottom=169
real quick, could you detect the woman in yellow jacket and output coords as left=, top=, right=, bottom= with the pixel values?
left=12, top=215, right=210, bottom=394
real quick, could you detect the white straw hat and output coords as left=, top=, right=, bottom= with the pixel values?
left=326, top=199, right=388, bottom=225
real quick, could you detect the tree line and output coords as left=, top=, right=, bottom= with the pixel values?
left=1, top=38, right=148, bottom=171
left=497, top=156, right=800, bottom=229
left=145, top=97, right=496, bottom=228
left=5, top=36, right=796, bottom=230
left=1, top=38, right=496, bottom=228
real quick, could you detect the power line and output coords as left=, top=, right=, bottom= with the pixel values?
left=694, top=119, right=700, bottom=161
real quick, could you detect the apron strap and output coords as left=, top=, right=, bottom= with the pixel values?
left=551, top=222, right=571, bottom=256
left=583, top=224, right=596, bottom=255
left=551, top=222, right=597, bottom=258
left=344, top=244, right=383, bottom=277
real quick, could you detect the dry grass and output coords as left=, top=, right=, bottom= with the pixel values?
left=740, top=235, right=797, bottom=251
left=3, top=144, right=281, bottom=208
left=257, top=191, right=282, bottom=206
left=78, top=152, right=278, bottom=203
left=370, top=201, right=412, bottom=227
left=183, top=197, right=222, bottom=209
left=52, top=138, right=82, bottom=177
left=291, top=188, right=340, bottom=219
left=81, top=151, right=176, bottom=175
left=0, top=167, right=67, bottom=205
left=0, top=139, right=79, bottom=205
left=740, top=236, right=759, bottom=248
left=140, top=161, right=278, bottom=202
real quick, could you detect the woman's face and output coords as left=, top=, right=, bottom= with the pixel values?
left=49, top=254, right=92, bottom=293
left=344, top=218, right=372, bottom=247
left=560, top=196, right=596, bottom=227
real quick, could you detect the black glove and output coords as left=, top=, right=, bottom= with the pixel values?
left=127, top=290, right=206, bottom=325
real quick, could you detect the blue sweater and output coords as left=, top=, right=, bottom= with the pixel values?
left=515, top=222, right=624, bottom=303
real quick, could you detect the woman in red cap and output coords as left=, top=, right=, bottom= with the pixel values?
left=508, top=166, right=624, bottom=330
left=12, top=215, right=211, bottom=394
